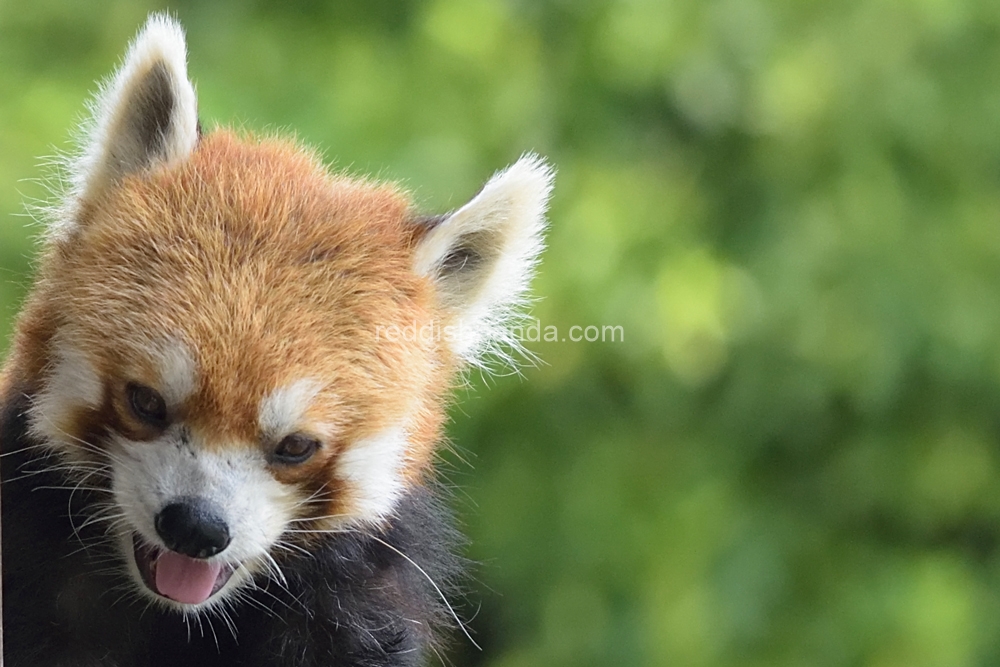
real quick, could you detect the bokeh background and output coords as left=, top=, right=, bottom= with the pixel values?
left=4, top=1, right=1000, bottom=665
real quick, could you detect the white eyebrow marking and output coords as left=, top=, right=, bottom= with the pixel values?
left=258, top=379, right=324, bottom=437
left=151, top=338, right=198, bottom=405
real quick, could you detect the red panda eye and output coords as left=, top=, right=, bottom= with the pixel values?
left=272, top=434, right=320, bottom=465
left=125, top=382, right=168, bottom=427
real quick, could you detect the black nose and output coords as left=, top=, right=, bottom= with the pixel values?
left=154, top=498, right=231, bottom=559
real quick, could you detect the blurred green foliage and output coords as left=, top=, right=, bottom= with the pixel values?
left=5, top=0, right=1000, bottom=665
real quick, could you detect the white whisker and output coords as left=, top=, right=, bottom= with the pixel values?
left=367, top=534, right=480, bottom=651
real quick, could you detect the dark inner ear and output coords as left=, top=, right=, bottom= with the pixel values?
left=439, top=242, right=483, bottom=276
left=113, top=61, right=175, bottom=176
left=435, top=228, right=501, bottom=305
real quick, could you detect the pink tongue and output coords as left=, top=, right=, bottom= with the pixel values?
left=154, top=551, right=222, bottom=605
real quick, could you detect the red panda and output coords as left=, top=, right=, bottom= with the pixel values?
left=0, top=14, right=552, bottom=666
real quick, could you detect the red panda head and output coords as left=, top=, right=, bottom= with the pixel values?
left=6, top=15, right=552, bottom=612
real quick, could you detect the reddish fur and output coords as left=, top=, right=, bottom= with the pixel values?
left=3, top=130, right=454, bottom=524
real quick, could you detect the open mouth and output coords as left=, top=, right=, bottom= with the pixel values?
left=132, top=534, right=235, bottom=605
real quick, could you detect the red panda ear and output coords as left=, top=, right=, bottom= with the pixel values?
left=414, top=154, right=554, bottom=366
left=60, top=14, right=198, bottom=237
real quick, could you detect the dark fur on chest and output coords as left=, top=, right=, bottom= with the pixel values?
left=0, top=390, right=462, bottom=667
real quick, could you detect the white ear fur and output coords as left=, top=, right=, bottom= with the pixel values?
left=414, top=154, right=554, bottom=365
left=60, top=13, right=198, bottom=238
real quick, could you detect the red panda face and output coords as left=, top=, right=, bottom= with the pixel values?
left=28, top=134, right=447, bottom=609
left=5, top=15, right=551, bottom=613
